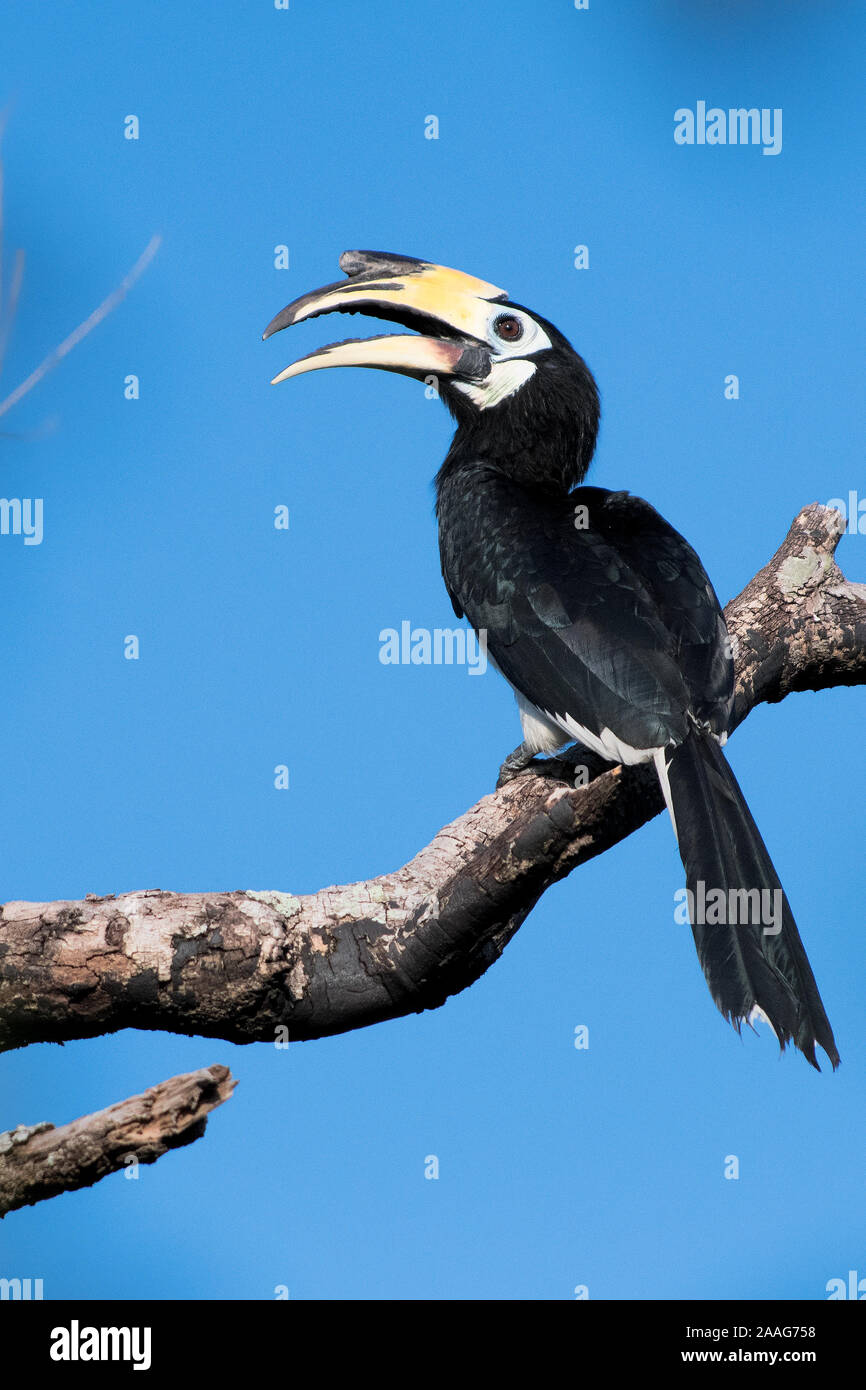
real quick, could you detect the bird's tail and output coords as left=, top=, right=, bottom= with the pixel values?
left=655, top=729, right=839, bottom=1070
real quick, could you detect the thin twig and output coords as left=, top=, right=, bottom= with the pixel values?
left=0, top=233, right=162, bottom=419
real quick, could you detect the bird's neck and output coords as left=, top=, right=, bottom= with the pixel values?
left=434, top=453, right=573, bottom=557
left=434, top=451, right=580, bottom=614
left=436, top=419, right=588, bottom=497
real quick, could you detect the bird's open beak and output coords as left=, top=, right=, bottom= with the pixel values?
left=263, top=250, right=507, bottom=386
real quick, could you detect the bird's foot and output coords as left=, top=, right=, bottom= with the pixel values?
left=496, top=743, right=546, bottom=788
left=496, top=743, right=608, bottom=791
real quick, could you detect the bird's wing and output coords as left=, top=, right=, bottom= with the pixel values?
left=443, top=484, right=733, bottom=754
left=583, top=488, right=734, bottom=735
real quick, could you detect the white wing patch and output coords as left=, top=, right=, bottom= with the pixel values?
left=515, top=689, right=663, bottom=767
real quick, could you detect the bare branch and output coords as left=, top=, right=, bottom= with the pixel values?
left=0, top=1065, right=236, bottom=1217
left=0, top=504, right=863, bottom=1053
left=0, top=233, right=162, bottom=419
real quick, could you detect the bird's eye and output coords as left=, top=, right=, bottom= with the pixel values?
left=493, top=314, right=524, bottom=342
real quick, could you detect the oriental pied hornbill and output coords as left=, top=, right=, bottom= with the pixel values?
left=263, top=249, right=839, bottom=1071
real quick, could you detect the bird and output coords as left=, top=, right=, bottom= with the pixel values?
left=263, top=249, right=839, bottom=1071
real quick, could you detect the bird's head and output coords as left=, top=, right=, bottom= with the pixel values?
left=264, top=250, right=600, bottom=490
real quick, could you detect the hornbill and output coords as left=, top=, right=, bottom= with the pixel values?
left=263, top=249, right=839, bottom=1071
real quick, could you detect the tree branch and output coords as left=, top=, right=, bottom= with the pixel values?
left=0, top=1065, right=236, bottom=1216
left=1, top=504, right=863, bottom=1055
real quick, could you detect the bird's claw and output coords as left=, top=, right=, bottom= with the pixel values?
left=496, top=742, right=604, bottom=791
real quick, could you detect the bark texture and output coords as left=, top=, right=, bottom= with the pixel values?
left=0, top=1065, right=235, bottom=1217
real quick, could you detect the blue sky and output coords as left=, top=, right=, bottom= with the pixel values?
left=1, top=0, right=864, bottom=1300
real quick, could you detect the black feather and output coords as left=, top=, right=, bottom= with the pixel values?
left=664, top=729, right=839, bottom=1070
